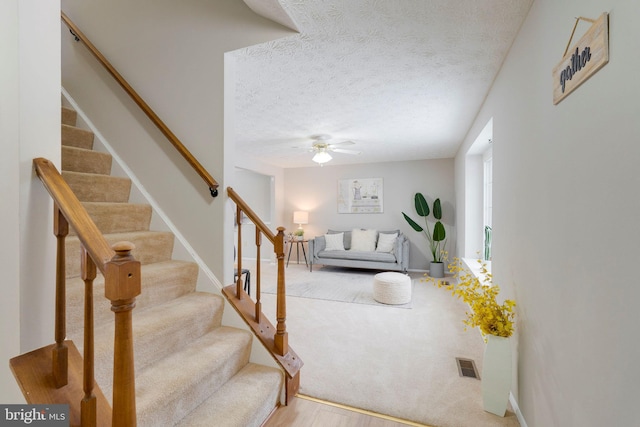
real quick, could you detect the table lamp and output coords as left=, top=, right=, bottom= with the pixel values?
left=293, top=211, right=309, bottom=239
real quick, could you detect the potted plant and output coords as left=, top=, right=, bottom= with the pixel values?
left=294, top=228, right=305, bottom=240
left=434, top=258, right=516, bottom=416
left=402, top=193, right=447, bottom=277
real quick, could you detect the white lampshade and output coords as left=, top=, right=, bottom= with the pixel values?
left=293, top=211, right=309, bottom=225
left=312, top=151, right=332, bottom=164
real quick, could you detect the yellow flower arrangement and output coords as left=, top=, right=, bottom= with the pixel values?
left=430, top=257, right=516, bottom=338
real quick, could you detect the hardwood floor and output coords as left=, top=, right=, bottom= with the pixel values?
left=264, top=395, right=431, bottom=427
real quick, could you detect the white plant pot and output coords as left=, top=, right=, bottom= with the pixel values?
left=482, top=334, right=512, bottom=416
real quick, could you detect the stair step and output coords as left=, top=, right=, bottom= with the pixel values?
left=62, top=123, right=94, bottom=149
left=88, top=292, right=226, bottom=399
left=66, top=260, right=199, bottom=337
left=134, top=326, right=253, bottom=427
left=46, top=100, right=285, bottom=427
left=62, top=145, right=112, bottom=175
left=72, top=202, right=152, bottom=235
left=65, top=231, right=175, bottom=278
left=62, top=171, right=131, bottom=203
left=62, top=106, right=77, bottom=126
left=176, top=363, right=283, bottom=427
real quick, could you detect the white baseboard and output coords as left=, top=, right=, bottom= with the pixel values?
left=509, top=392, right=528, bottom=427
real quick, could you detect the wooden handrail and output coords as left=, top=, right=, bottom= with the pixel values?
left=60, top=12, right=219, bottom=197
left=34, top=158, right=140, bottom=426
left=228, top=187, right=276, bottom=243
left=35, top=158, right=114, bottom=271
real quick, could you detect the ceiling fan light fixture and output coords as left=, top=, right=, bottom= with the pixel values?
left=312, top=151, right=332, bottom=164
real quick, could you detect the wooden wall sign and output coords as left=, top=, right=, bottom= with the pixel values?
left=552, top=13, right=609, bottom=105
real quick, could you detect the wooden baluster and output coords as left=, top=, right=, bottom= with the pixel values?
left=255, top=229, right=262, bottom=322
left=274, top=227, right=288, bottom=356
left=53, top=204, right=68, bottom=388
left=81, top=247, right=97, bottom=427
left=105, top=242, right=141, bottom=427
left=236, top=206, right=243, bottom=298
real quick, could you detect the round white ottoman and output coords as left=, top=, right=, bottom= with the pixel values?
left=373, top=272, right=412, bottom=304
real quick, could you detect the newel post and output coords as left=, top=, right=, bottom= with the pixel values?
left=274, top=227, right=288, bottom=356
left=105, top=242, right=141, bottom=427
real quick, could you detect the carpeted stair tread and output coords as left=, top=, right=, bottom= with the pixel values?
left=175, top=363, right=283, bottom=427
left=85, top=292, right=227, bottom=397
left=62, top=123, right=94, bottom=149
left=62, top=145, right=112, bottom=175
left=72, top=202, right=152, bottom=235
left=65, top=231, right=175, bottom=278
left=66, top=260, right=199, bottom=336
left=58, top=101, right=283, bottom=427
left=62, top=107, right=77, bottom=126
left=62, top=171, right=131, bottom=203
left=133, top=326, right=253, bottom=427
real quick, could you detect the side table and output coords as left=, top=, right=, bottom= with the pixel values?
left=286, top=239, right=308, bottom=267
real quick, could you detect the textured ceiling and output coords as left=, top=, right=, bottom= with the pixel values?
left=233, top=0, right=533, bottom=168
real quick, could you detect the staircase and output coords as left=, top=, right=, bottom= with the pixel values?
left=59, top=105, right=283, bottom=426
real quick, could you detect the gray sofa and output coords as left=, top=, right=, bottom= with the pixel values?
left=309, top=229, right=409, bottom=273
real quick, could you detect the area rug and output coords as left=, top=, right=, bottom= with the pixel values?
left=256, top=262, right=415, bottom=309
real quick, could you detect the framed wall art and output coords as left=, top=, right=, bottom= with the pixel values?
left=337, top=178, right=383, bottom=213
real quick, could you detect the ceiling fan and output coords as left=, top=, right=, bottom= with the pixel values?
left=310, top=134, right=361, bottom=165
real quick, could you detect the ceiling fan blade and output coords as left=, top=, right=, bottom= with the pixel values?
left=332, top=140, right=355, bottom=146
left=332, top=148, right=361, bottom=155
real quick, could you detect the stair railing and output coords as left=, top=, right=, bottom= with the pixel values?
left=60, top=12, right=219, bottom=198
left=34, top=157, right=140, bottom=427
left=226, top=187, right=302, bottom=402
left=60, top=10, right=302, bottom=405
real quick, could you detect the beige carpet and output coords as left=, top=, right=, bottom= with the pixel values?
left=255, top=262, right=520, bottom=427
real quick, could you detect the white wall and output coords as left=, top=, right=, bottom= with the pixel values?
left=235, top=168, right=273, bottom=222
left=0, top=0, right=22, bottom=404
left=1, top=0, right=60, bottom=402
left=232, top=163, right=283, bottom=262
left=284, top=159, right=455, bottom=270
left=61, top=0, right=295, bottom=284
left=455, top=1, right=640, bottom=425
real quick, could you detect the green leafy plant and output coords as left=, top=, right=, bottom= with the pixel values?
left=402, top=193, right=446, bottom=262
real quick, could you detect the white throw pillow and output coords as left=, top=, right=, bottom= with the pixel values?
left=376, top=232, right=398, bottom=253
left=350, top=229, right=377, bottom=252
left=324, top=233, right=345, bottom=251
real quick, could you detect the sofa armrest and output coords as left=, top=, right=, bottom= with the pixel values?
left=310, top=235, right=326, bottom=255
left=309, top=236, right=326, bottom=272
left=395, top=234, right=410, bottom=273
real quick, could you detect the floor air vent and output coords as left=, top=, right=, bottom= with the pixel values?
left=456, top=357, right=480, bottom=379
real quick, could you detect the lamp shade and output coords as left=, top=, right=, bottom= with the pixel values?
left=293, top=211, right=309, bottom=225
left=312, top=151, right=332, bottom=164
